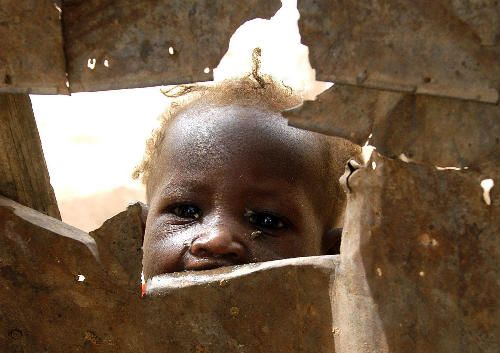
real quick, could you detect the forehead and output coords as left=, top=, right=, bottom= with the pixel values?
left=149, top=104, right=328, bottom=195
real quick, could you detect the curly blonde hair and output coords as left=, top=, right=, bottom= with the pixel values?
left=133, top=73, right=304, bottom=184
left=134, top=47, right=360, bottom=208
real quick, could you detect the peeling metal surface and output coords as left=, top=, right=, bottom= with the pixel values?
left=297, top=0, right=499, bottom=103
left=335, top=153, right=499, bottom=353
left=63, top=0, right=281, bottom=92
left=0, top=0, right=68, bottom=94
left=285, top=83, right=500, bottom=170
left=0, top=199, right=336, bottom=352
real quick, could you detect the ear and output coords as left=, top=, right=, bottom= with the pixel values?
left=322, top=228, right=343, bottom=255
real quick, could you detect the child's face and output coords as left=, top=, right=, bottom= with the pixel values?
left=142, top=104, right=338, bottom=279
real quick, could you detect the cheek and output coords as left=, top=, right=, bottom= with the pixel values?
left=142, top=219, right=193, bottom=278
left=249, top=239, right=296, bottom=261
left=298, top=205, right=326, bottom=255
left=250, top=231, right=317, bottom=261
left=302, top=218, right=325, bottom=253
left=304, top=227, right=324, bottom=255
left=259, top=226, right=322, bottom=259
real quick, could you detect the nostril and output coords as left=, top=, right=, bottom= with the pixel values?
left=190, top=231, right=246, bottom=261
left=189, top=237, right=210, bottom=257
left=190, top=245, right=209, bottom=258
left=226, top=251, right=241, bottom=261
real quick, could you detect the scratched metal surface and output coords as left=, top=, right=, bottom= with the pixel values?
left=0, top=0, right=68, bottom=94
left=297, top=0, right=499, bottom=103
left=285, top=83, right=500, bottom=171
left=335, top=153, right=499, bottom=353
left=0, top=200, right=336, bottom=353
left=62, top=0, right=281, bottom=92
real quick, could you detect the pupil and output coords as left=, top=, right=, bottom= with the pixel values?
left=174, top=205, right=199, bottom=219
left=263, top=216, right=273, bottom=226
left=185, top=206, right=196, bottom=216
left=247, top=212, right=284, bottom=229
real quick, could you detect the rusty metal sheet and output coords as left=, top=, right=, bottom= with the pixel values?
left=1, top=198, right=336, bottom=352
left=143, top=256, right=336, bottom=353
left=297, top=0, right=499, bottom=103
left=285, top=84, right=403, bottom=145
left=63, top=0, right=281, bottom=92
left=372, top=94, right=500, bottom=170
left=334, top=153, right=499, bottom=353
left=285, top=83, right=500, bottom=170
left=89, top=203, right=144, bottom=290
left=0, top=196, right=104, bottom=352
left=0, top=94, right=61, bottom=219
left=0, top=0, right=68, bottom=94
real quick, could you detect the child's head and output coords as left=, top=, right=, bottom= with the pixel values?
left=135, top=77, right=359, bottom=279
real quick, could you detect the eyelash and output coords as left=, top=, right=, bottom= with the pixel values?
left=165, top=204, right=290, bottom=233
left=167, top=203, right=201, bottom=220
left=243, top=209, right=289, bottom=232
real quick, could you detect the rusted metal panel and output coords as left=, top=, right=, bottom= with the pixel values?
left=0, top=0, right=68, bottom=94
left=89, top=202, right=144, bottom=290
left=63, top=0, right=281, bottom=92
left=1, top=199, right=336, bottom=352
left=143, top=256, right=335, bottom=353
left=0, top=196, right=102, bottom=352
left=0, top=94, right=61, bottom=219
left=372, top=94, right=500, bottom=170
left=285, top=84, right=403, bottom=145
left=335, top=153, right=499, bottom=353
left=297, top=0, right=499, bottom=103
left=285, top=83, right=500, bottom=170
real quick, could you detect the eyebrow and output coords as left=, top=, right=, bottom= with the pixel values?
left=157, top=179, right=211, bottom=198
left=241, top=183, right=310, bottom=219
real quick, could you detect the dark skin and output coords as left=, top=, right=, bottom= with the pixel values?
left=142, top=104, right=343, bottom=280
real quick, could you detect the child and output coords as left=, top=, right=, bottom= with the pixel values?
left=134, top=76, right=359, bottom=280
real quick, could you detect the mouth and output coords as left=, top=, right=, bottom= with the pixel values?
left=184, top=258, right=237, bottom=272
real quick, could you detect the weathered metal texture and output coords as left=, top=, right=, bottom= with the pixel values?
left=0, top=196, right=103, bottom=353
left=297, top=0, right=499, bottom=103
left=0, top=0, right=68, bottom=94
left=285, top=84, right=500, bottom=170
left=334, top=153, right=499, bottom=353
left=372, top=94, right=500, bottom=170
left=143, top=256, right=335, bottom=353
left=62, top=0, right=281, bottom=92
left=285, top=84, right=402, bottom=145
left=0, top=94, right=61, bottom=219
left=89, top=203, right=144, bottom=290
left=1, top=198, right=337, bottom=353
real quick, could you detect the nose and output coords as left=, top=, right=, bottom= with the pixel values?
left=190, top=225, right=246, bottom=262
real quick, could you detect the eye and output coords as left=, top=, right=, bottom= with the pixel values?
left=245, top=210, right=287, bottom=230
left=169, top=204, right=201, bottom=220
